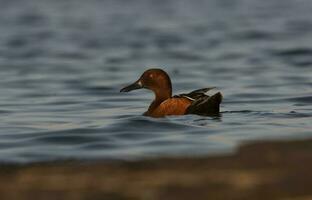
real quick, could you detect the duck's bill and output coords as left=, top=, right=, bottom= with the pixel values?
left=120, top=81, right=143, bottom=92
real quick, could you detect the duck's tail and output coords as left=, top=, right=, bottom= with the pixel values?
left=186, top=92, right=222, bottom=116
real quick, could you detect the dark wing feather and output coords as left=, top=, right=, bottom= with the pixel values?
left=173, top=87, right=215, bottom=100
left=186, top=92, right=223, bottom=116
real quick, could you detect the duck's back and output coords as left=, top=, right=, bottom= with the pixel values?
left=175, top=88, right=222, bottom=116
left=186, top=92, right=222, bottom=116
left=145, top=87, right=222, bottom=117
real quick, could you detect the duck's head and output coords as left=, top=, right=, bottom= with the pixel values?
left=120, top=68, right=172, bottom=99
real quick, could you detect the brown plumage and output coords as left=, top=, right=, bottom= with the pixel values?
left=145, top=97, right=192, bottom=117
left=120, top=68, right=222, bottom=118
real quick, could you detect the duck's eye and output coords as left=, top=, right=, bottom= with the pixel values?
left=149, top=74, right=154, bottom=79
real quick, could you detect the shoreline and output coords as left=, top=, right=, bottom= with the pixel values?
left=1, top=138, right=312, bottom=200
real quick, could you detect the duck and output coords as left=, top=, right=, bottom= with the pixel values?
left=120, top=68, right=222, bottom=118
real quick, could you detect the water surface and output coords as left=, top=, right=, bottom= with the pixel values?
left=0, top=0, right=311, bottom=163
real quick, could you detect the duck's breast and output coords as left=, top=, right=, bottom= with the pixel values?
left=148, top=97, right=192, bottom=117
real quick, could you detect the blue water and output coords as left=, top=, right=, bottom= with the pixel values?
left=0, top=0, right=311, bottom=163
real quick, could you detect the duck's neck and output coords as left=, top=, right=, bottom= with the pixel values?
left=147, top=88, right=172, bottom=113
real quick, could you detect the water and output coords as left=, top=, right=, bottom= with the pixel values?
left=0, top=0, right=311, bottom=163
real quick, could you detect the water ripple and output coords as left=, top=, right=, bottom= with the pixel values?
left=0, top=0, right=311, bottom=163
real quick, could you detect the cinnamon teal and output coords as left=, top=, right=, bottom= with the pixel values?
left=120, top=68, right=222, bottom=118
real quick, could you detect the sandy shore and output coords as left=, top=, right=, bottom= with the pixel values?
left=0, top=138, right=312, bottom=200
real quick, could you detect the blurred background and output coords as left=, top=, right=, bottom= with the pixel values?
left=0, top=0, right=311, bottom=163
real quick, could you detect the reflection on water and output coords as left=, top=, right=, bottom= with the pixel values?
left=0, top=0, right=311, bottom=163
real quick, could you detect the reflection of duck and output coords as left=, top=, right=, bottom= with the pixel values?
left=120, top=68, right=222, bottom=118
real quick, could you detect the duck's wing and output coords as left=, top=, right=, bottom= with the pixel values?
left=185, top=92, right=222, bottom=116
left=173, top=87, right=216, bottom=100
